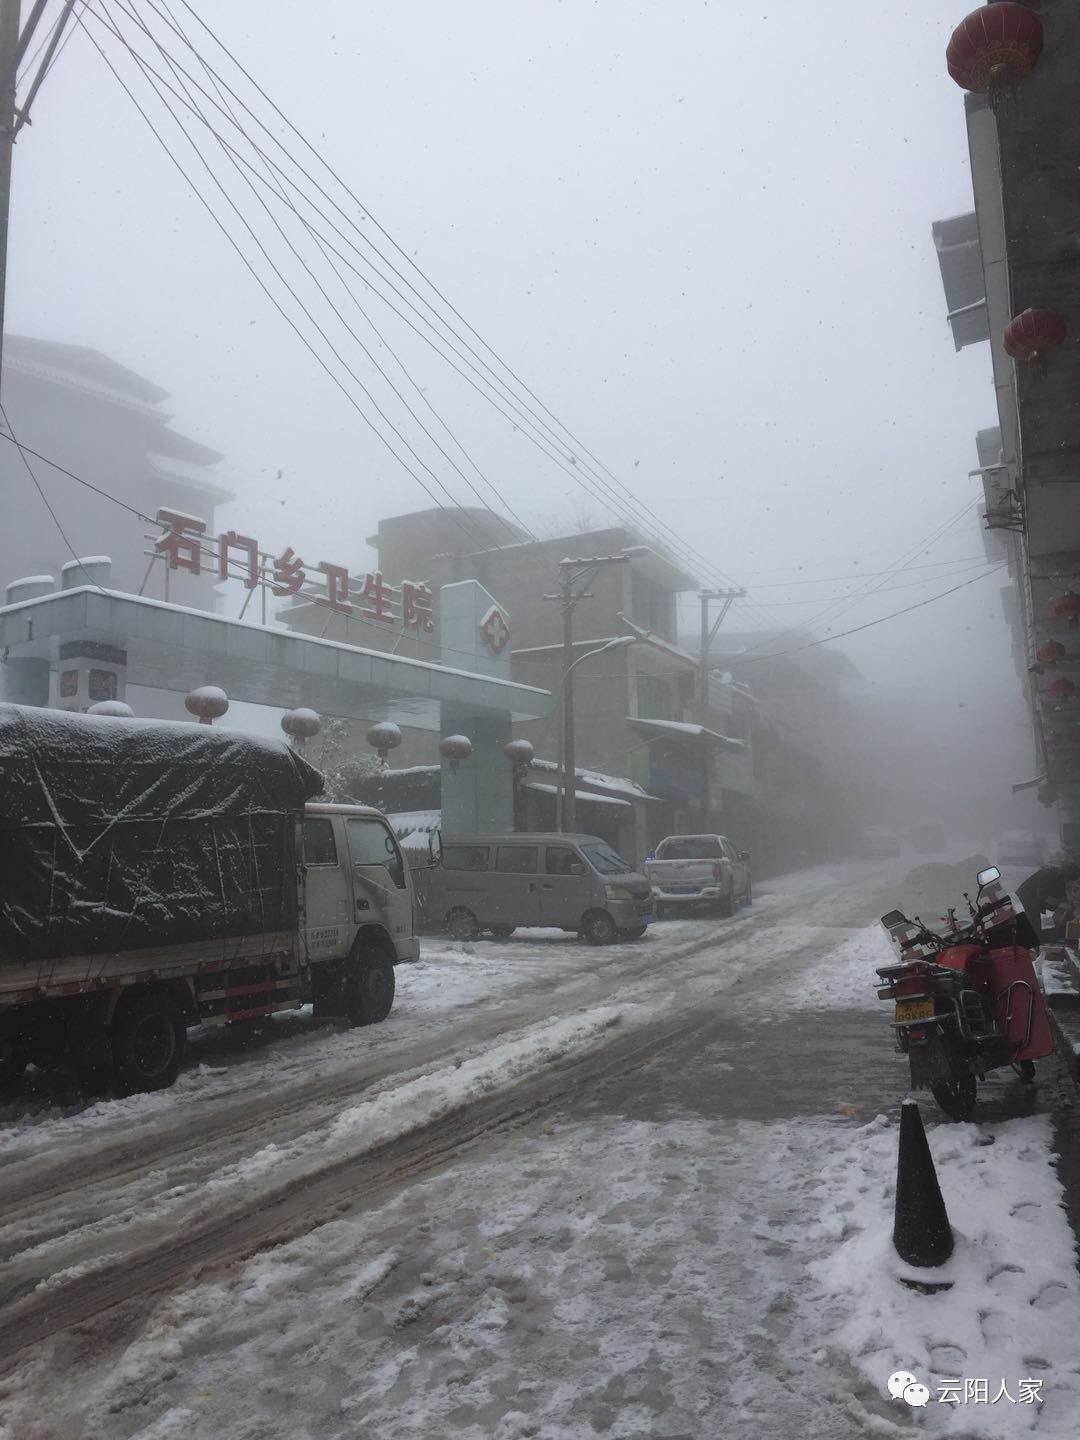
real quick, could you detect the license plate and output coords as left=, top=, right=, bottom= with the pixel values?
left=895, top=998, right=934, bottom=1023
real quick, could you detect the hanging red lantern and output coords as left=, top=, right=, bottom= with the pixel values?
left=1045, top=676, right=1076, bottom=703
left=1036, top=640, right=1067, bottom=665
left=1003, top=308, right=1067, bottom=375
left=1049, top=592, right=1080, bottom=629
left=946, top=4, right=1043, bottom=101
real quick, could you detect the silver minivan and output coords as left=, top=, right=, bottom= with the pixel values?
left=425, top=832, right=653, bottom=944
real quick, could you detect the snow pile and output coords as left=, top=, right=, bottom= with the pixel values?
left=807, top=1114, right=1080, bottom=1436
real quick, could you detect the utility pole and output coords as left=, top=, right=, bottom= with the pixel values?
left=0, top=0, right=22, bottom=387
left=698, top=588, right=744, bottom=825
left=546, top=547, right=645, bottom=833
left=0, top=0, right=68, bottom=392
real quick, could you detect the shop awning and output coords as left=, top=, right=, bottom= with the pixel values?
left=524, top=781, right=632, bottom=810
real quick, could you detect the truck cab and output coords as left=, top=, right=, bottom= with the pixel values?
left=299, top=803, right=420, bottom=968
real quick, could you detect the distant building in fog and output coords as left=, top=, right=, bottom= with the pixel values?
left=0, top=335, right=230, bottom=607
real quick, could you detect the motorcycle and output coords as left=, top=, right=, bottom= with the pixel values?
left=875, top=864, right=1055, bottom=1120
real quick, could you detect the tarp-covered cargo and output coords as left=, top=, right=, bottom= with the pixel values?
left=0, top=704, right=324, bottom=964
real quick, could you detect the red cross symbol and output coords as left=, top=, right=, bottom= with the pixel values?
left=480, top=604, right=511, bottom=655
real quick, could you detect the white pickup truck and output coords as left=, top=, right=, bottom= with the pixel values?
left=645, top=833, right=752, bottom=918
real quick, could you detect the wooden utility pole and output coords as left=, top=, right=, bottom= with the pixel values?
left=698, top=588, right=744, bottom=824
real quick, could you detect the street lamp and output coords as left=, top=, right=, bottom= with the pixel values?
left=545, top=548, right=644, bottom=833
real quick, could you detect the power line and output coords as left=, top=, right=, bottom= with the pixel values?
left=677, top=559, right=1001, bottom=607
left=80, top=5, right=500, bottom=558
left=117, top=0, right=533, bottom=548
left=728, top=497, right=981, bottom=661
left=719, top=554, right=998, bottom=587
left=0, top=401, right=108, bottom=590
left=151, top=0, right=535, bottom=548
left=723, top=564, right=1005, bottom=667
left=100, top=0, right=784, bottom=631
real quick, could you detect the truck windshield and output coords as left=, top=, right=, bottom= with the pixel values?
left=656, top=837, right=723, bottom=860
left=580, top=841, right=631, bottom=875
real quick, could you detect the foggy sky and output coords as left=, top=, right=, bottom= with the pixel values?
left=7, top=1, right=1038, bottom=826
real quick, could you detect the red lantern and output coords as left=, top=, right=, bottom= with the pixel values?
left=1003, top=308, right=1067, bottom=374
left=1049, top=592, right=1080, bottom=629
left=946, top=4, right=1043, bottom=101
left=1036, top=640, right=1067, bottom=665
left=1045, top=677, right=1076, bottom=703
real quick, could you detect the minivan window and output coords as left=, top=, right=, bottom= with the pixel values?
left=442, top=844, right=490, bottom=871
left=580, top=841, right=631, bottom=875
left=346, top=817, right=406, bottom=889
left=496, top=845, right=538, bottom=874
left=656, top=837, right=722, bottom=860
left=546, top=846, right=586, bottom=876
left=303, top=818, right=338, bottom=866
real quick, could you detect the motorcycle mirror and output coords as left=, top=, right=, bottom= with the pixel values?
left=977, top=865, right=1001, bottom=888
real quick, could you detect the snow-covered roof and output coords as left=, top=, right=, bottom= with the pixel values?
left=528, top=755, right=660, bottom=803
left=387, top=808, right=442, bottom=849
left=626, top=716, right=747, bottom=751
left=524, top=781, right=631, bottom=810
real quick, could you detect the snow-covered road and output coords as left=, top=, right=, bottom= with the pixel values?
left=2, top=857, right=1079, bottom=1438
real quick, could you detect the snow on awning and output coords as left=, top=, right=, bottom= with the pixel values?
left=1011, top=774, right=1046, bottom=795
left=626, top=716, right=747, bottom=752
left=524, top=782, right=632, bottom=810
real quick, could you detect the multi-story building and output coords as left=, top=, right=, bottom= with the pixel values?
left=933, top=8, right=1079, bottom=838
left=285, top=506, right=752, bottom=859
left=0, top=335, right=229, bottom=606
left=705, top=633, right=875, bottom=872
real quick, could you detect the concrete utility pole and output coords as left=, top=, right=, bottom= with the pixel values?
left=698, top=588, right=744, bottom=824
left=547, top=548, right=645, bottom=833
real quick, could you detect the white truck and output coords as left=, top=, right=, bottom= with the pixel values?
left=645, top=833, right=752, bottom=918
left=0, top=706, right=418, bottom=1093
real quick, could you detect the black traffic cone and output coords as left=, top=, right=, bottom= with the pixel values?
left=893, top=1099, right=954, bottom=1269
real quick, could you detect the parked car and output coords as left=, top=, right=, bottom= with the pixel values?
left=997, top=831, right=1045, bottom=868
left=420, top=832, right=652, bottom=944
left=645, top=834, right=751, bottom=918
left=860, top=826, right=901, bottom=859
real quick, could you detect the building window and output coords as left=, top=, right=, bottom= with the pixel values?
left=637, top=673, right=674, bottom=720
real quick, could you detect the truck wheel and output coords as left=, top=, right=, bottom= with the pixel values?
left=343, top=950, right=395, bottom=1026
left=112, top=990, right=187, bottom=1092
left=582, top=909, right=619, bottom=945
left=447, top=908, right=480, bottom=941
left=717, top=884, right=735, bottom=918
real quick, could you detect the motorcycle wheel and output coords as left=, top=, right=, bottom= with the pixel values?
left=930, top=1074, right=977, bottom=1122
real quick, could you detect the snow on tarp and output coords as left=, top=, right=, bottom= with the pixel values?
left=0, top=704, right=324, bottom=965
